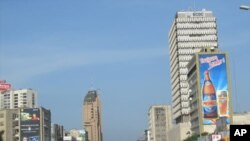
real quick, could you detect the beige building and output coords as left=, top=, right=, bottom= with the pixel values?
left=83, top=90, right=102, bottom=141
left=148, top=105, right=172, bottom=141
left=0, top=109, right=19, bottom=141
left=168, top=122, right=191, bottom=141
left=232, top=112, right=250, bottom=125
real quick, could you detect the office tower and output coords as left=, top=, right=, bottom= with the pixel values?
left=148, top=105, right=172, bottom=141
left=0, top=89, right=37, bottom=109
left=0, top=107, right=51, bottom=141
left=187, top=47, right=232, bottom=134
left=168, top=9, right=218, bottom=123
left=83, top=90, right=102, bottom=141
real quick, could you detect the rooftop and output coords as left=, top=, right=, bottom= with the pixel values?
left=84, top=90, right=98, bottom=103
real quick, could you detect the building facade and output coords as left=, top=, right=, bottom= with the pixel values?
left=168, top=10, right=218, bottom=123
left=0, top=109, right=19, bottom=141
left=0, top=107, right=51, bottom=141
left=232, top=112, right=250, bottom=125
left=63, top=129, right=88, bottom=141
left=167, top=122, right=191, bottom=141
left=0, top=89, right=37, bottom=109
left=148, top=105, right=172, bottom=141
left=51, top=124, right=64, bottom=141
left=20, top=107, right=51, bottom=141
left=83, top=90, right=102, bottom=141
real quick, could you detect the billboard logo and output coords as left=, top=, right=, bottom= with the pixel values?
left=199, top=55, right=225, bottom=70
left=234, top=129, right=247, bottom=136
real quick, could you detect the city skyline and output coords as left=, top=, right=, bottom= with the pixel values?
left=1, top=1, right=250, bottom=141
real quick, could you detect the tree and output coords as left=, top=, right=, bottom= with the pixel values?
left=183, top=132, right=209, bottom=141
left=0, top=130, right=4, bottom=141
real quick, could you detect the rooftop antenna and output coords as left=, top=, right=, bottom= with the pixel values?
left=193, top=0, right=196, bottom=11
left=90, top=76, right=95, bottom=90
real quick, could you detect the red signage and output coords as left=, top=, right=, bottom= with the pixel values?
left=0, top=80, right=11, bottom=92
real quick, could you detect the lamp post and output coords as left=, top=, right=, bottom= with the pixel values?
left=240, top=5, right=250, bottom=10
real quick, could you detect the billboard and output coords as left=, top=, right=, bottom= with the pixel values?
left=198, top=53, right=231, bottom=125
left=0, top=80, right=11, bottom=92
left=20, top=108, right=40, bottom=141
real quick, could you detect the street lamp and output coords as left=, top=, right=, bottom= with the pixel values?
left=240, top=5, right=250, bottom=10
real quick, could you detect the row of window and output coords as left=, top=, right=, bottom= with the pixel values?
left=178, top=49, right=197, bottom=55
left=177, top=35, right=217, bottom=42
left=181, top=95, right=189, bottom=101
left=177, top=29, right=216, bottom=35
left=178, top=55, right=193, bottom=62
left=176, top=17, right=216, bottom=22
left=182, top=108, right=190, bottom=114
left=181, top=101, right=190, bottom=108
left=176, top=22, right=216, bottom=29
left=178, top=42, right=217, bottom=48
left=180, top=81, right=189, bottom=88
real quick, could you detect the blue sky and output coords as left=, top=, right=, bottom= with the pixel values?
left=0, top=0, right=250, bottom=140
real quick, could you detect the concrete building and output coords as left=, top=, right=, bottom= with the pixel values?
left=63, top=129, right=88, bottom=141
left=232, top=112, right=250, bottom=125
left=0, top=107, right=51, bottom=141
left=187, top=47, right=233, bottom=135
left=148, top=105, right=172, bottom=141
left=0, top=89, right=37, bottom=109
left=0, top=109, right=19, bottom=141
left=168, top=9, right=218, bottom=123
left=167, top=123, right=191, bottom=141
left=83, top=90, right=102, bottom=141
left=51, top=124, right=64, bottom=141
left=20, top=107, right=51, bottom=141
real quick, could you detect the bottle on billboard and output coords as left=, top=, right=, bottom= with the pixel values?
left=217, top=90, right=228, bottom=116
left=202, top=70, right=218, bottom=118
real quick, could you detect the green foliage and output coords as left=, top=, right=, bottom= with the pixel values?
left=183, top=132, right=209, bottom=141
left=183, top=134, right=199, bottom=141
left=0, top=130, right=4, bottom=141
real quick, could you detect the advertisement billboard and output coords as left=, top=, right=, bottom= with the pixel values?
left=20, top=108, right=40, bottom=141
left=198, top=53, right=231, bottom=125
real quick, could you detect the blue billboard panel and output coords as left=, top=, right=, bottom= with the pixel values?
left=20, top=108, right=40, bottom=141
left=198, top=54, right=230, bottom=125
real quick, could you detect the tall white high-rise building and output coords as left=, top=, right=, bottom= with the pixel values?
left=0, top=89, right=37, bottom=109
left=168, top=9, right=218, bottom=123
left=148, top=105, right=172, bottom=141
